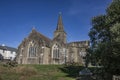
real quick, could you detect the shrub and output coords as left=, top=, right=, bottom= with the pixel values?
left=3, top=61, right=18, bottom=67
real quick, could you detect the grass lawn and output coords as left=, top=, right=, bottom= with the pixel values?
left=0, top=64, right=83, bottom=80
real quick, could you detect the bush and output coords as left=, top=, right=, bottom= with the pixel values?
left=3, top=61, right=18, bottom=67
left=65, top=62, right=82, bottom=66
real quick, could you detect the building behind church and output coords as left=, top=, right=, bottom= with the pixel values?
left=0, top=44, right=17, bottom=61
left=16, top=14, right=89, bottom=65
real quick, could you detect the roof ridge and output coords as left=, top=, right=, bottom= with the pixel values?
left=29, top=29, right=51, bottom=43
left=36, top=31, right=51, bottom=42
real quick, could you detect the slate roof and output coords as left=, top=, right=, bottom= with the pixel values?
left=29, top=28, right=52, bottom=43
left=0, top=45, right=6, bottom=50
left=0, top=45, right=17, bottom=52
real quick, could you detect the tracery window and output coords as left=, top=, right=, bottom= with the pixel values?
left=53, top=44, right=60, bottom=59
left=28, top=41, right=37, bottom=57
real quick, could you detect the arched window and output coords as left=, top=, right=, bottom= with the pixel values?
left=29, top=46, right=37, bottom=57
left=28, top=41, right=37, bottom=57
left=53, top=44, right=60, bottom=59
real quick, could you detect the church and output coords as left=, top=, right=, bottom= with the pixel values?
left=16, top=14, right=89, bottom=65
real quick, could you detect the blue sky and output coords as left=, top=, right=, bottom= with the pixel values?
left=0, top=0, right=112, bottom=48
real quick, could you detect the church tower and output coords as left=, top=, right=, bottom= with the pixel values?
left=54, top=13, right=67, bottom=43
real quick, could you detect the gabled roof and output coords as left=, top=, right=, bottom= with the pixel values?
left=29, top=28, right=51, bottom=43
left=52, top=34, right=66, bottom=47
left=0, top=45, right=17, bottom=52
left=53, top=34, right=60, bottom=41
left=0, top=45, right=6, bottom=50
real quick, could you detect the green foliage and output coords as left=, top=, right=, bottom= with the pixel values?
left=65, top=62, right=82, bottom=66
left=0, top=65, right=75, bottom=80
left=110, top=23, right=120, bottom=42
left=3, top=61, right=18, bottom=67
left=60, top=65, right=84, bottom=78
left=106, top=0, right=120, bottom=24
left=88, top=0, right=120, bottom=79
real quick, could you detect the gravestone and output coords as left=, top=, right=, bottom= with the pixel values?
left=76, top=68, right=93, bottom=80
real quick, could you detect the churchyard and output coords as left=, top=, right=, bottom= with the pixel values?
left=0, top=63, right=82, bottom=80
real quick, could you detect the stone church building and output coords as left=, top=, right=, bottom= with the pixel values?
left=16, top=14, right=89, bottom=65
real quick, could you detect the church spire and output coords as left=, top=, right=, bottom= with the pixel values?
left=54, top=13, right=67, bottom=43
left=56, top=12, right=64, bottom=31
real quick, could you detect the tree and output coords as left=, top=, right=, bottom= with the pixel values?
left=88, top=0, right=120, bottom=79
left=110, top=23, right=120, bottom=42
